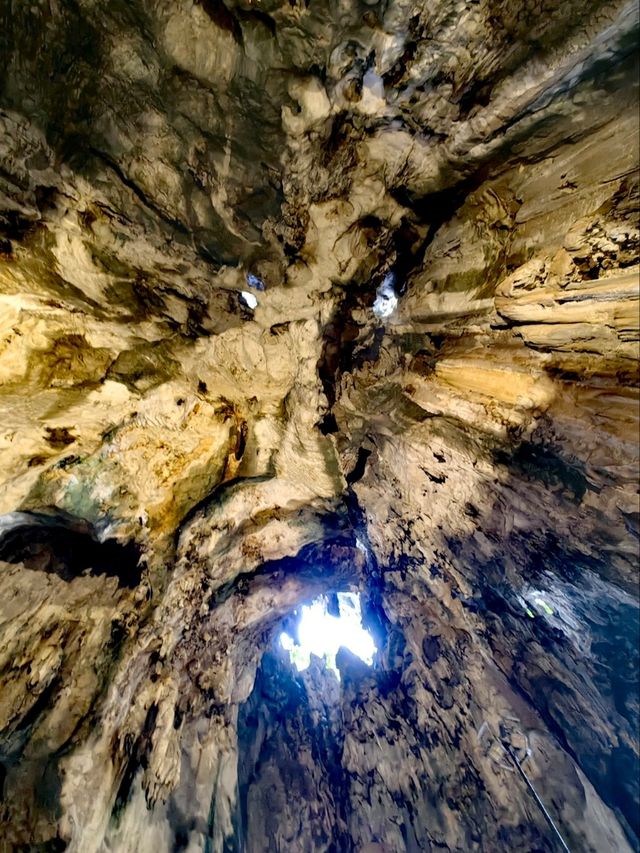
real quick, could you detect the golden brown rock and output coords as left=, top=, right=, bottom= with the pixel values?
left=0, top=0, right=637, bottom=850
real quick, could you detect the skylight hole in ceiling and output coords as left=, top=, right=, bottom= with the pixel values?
left=373, top=272, right=398, bottom=318
left=279, top=592, right=376, bottom=678
left=240, top=291, right=258, bottom=309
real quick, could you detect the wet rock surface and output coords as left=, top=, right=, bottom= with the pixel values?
left=0, top=0, right=638, bottom=850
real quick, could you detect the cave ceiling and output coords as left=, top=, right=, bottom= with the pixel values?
left=0, top=0, right=638, bottom=850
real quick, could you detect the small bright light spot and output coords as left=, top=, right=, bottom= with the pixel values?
left=240, top=290, right=258, bottom=309
left=280, top=632, right=296, bottom=652
left=246, top=272, right=265, bottom=291
left=362, top=68, right=385, bottom=100
left=280, top=592, right=376, bottom=677
left=373, top=272, right=398, bottom=319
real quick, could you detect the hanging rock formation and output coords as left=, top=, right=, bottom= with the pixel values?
left=0, top=0, right=638, bottom=850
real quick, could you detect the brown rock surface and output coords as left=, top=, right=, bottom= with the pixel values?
left=0, top=0, right=637, bottom=850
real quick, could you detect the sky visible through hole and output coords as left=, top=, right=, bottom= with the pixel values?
left=240, top=290, right=258, bottom=309
left=373, top=272, right=398, bottom=318
left=280, top=592, right=376, bottom=677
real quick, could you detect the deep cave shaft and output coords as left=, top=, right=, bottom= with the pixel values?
left=0, top=0, right=638, bottom=850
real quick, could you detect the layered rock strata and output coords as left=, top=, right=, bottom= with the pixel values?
left=0, top=0, right=638, bottom=850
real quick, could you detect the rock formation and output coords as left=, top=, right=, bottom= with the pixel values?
left=0, top=0, right=638, bottom=850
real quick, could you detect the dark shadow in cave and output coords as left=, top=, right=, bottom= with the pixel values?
left=230, top=435, right=639, bottom=852
left=232, top=524, right=404, bottom=853
left=0, top=510, right=142, bottom=587
left=236, top=589, right=392, bottom=853
left=413, top=416, right=640, bottom=845
left=237, top=648, right=351, bottom=853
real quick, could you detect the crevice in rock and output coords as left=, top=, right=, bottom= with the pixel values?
left=0, top=511, right=142, bottom=587
left=0, top=1, right=637, bottom=850
left=345, top=447, right=371, bottom=485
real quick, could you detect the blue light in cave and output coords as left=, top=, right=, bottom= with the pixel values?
left=246, top=272, right=265, bottom=291
left=280, top=592, right=376, bottom=676
left=373, top=272, right=398, bottom=318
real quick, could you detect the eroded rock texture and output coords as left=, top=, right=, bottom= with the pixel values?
left=0, top=0, right=638, bottom=850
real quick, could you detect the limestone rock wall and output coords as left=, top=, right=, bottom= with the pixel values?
left=0, top=0, right=637, bottom=850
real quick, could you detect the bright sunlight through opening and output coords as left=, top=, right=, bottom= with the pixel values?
left=240, top=290, right=258, bottom=309
left=280, top=592, right=376, bottom=678
left=372, top=272, right=398, bottom=319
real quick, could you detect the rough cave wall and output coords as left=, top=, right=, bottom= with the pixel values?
left=0, top=0, right=638, bottom=850
left=236, top=566, right=637, bottom=852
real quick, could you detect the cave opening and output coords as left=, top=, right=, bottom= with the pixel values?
left=0, top=0, right=638, bottom=849
left=279, top=591, right=377, bottom=678
left=239, top=290, right=258, bottom=309
left=372, top=272, right=398, bottom=318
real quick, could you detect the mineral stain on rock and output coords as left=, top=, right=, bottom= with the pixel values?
left=0, top=0, right=638, bottom=851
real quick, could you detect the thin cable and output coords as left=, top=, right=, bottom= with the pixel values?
left=504, top=743, right=572, bottom=853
